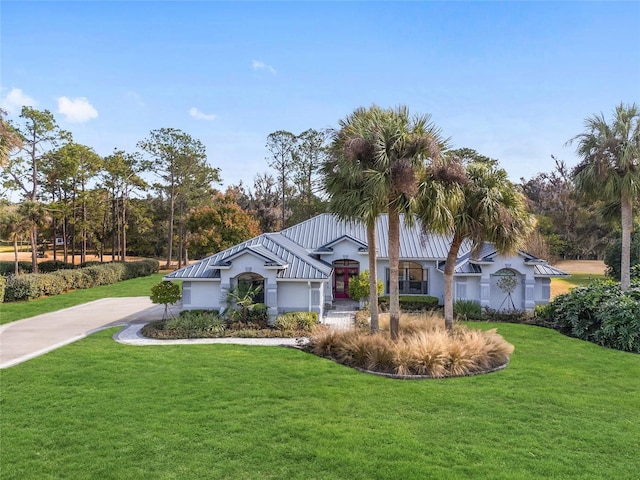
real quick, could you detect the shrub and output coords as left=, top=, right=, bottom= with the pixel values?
left=550, top=279, right=640, bottom=353
left=347, top=271, right=384, bottom=301
left=453, top=300, right=483, bottom=320
left=0, top=276, right=6, bottom=303
left=50, top=269, right=93, bottom=290
left=603, top=231, right=640, bottom=280
left=0, top=261, right=33, bottom=276
left=481, top=308, right=531, bottom=324
left=84, top=264, right=126, bottom=286
left=4, top=274, right=43, bottom=302
left=150, top=281, right=182, bottom=318
left=378, top=295, right=439, bottom=312
left=274, top=312, right=319, bottom=331
left=38, top=260, right=75, bottom=273
left=246, top=303, right=269, bottom=327
left=123, top=259, right=159, bottom=279
left=2, top=259, right=160, bottom=302
left=78, top=261, right=104, bottom=268
left=142, top=311, right=225, bottom=339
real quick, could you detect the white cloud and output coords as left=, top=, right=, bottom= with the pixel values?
left=252, top=60, right=276, bottom=74
left=0, top=88, right=37, bottom=113
left=189, top=107, right=217, bottom=121
left=57, top=96, right=98, bottom=123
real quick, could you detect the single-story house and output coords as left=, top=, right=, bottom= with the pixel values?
left=164, top=213, right=568, bottom=319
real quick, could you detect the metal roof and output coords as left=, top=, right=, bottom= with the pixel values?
left=281, top=213, right=471, bottom=260
left=166, top=214, right=568, bottom=280
left=165, top=231, right=333, bottom=280
left=534, top=264, right=571, bottom=277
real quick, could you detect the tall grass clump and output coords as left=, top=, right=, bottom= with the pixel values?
left=307, top=312, right=514, bottom=378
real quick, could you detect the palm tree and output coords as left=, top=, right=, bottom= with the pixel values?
left=0, top=109, right=22, bottom=168
left=420, top=161, right=534, bottom=334
left=323, top=106, right=387, bottom=332
left=569, top=103, right=640, bottom=291
left=0, top=204, right=31, bottom=275
left=371, top=106, right=446, bottom=339
left=18, top=200, right=51, bottom=273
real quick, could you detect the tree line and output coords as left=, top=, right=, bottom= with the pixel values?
left=0, top=108, right=329, bottom=274
left=1, top=103, right=638, bottom=294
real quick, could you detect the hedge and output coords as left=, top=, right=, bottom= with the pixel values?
left=274, top=311, right=319, bottom=331
left=3, top=259, right=159, bottom=302
left=0, top=261, right=33, bottom=276
left=378, top=295, right=439, bottom=311
left=0, top=276, right=6, bottom=303
left=38, top=260, right=76, bottom=273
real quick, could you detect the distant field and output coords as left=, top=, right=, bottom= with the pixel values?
left=550, top=260, right=606, bottom=298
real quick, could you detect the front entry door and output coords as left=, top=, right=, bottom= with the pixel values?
left=334, top=267, right=359, bottom=299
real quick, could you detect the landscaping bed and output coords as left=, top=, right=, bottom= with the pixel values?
left=307, top=312, right=513, bottom=378
left=141, top=309, right=321, bottom=340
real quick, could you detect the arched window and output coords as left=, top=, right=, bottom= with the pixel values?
left=236, top=273, right=265, bottom=304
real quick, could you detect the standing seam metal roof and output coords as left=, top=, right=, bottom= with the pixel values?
left=165, top=214, right=567, bottom=280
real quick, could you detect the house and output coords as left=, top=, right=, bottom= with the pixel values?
left=164, top=213, right=568, bottom=319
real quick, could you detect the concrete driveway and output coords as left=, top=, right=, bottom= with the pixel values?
left=0, top=297, right=165, bottom=369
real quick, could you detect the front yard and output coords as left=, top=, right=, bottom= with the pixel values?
left=1, top=322, right=638, bottom=479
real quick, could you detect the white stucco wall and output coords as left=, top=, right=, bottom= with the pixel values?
left=182, top=280, right=222, bottom=311
left=277, top=281, right=324, bottom=317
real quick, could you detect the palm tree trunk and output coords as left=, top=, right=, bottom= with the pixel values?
left=444, top=233, right=464, bottom=335
left=388, top=207, right=400, bottom=340
left=367, top=223, right=379, bottom=332
left=166, top=188, right=175, bottom=269
left=620, top=194, right=633, bottom=292
left=30, top=224, right=39, bottom=274
left=121, top=196, right=127, bottom=263
left=13, top=235, right=19, bottom=275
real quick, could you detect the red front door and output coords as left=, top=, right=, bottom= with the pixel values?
left=333, top=267, right=358, bottom=299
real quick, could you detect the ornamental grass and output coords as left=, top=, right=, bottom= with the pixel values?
left=308, top=312, right=513, bottom=378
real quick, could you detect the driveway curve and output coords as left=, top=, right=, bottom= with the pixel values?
left=0, top=297, right=164, bottom=369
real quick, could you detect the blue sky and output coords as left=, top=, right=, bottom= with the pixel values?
left=2, top=1, right=639, bottom=190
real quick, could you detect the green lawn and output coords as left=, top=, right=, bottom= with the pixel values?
left=2, top=323, right=638, bottom=479
left=0, top=273, right=165, bottom=324
left=551, top=273, right=607, bottom=298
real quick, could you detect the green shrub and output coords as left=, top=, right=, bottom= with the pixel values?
left=38, top=260, right=75, bottom=273
left=3, top=259, right=160, bottom=302
left=453, top=300, right=483, bottom=320
left=84, top=264, right=126, bottom=286
left=4, top=274, right=43, bottom=302
left=347, top=271, right=384, bottom=301
left=0, top=276, right=6, bottom=303
left=0, top=261, right=33, bottom=276
left=482, top=308, right=531, bottom=324
left=274, top=311, right=319, bottom=331
left=550, top=279, right=640, bottom=353
left=50, top=269, right=92, bottom=290
left=378, top=295, right=439, bottom=312
left=246, top=303, right=269, bottom=328
left=78, top=261, right=104, bottom=268
left=150, top=281, right=182, bottom=318
left=603, top=231, right=640, bottom=281
left=124, top=259, right=159, bottom=279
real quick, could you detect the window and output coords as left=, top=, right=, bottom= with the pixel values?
left=236, top=273, right=265, bottom=304
left=386, top=262, right=428, bottom=294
